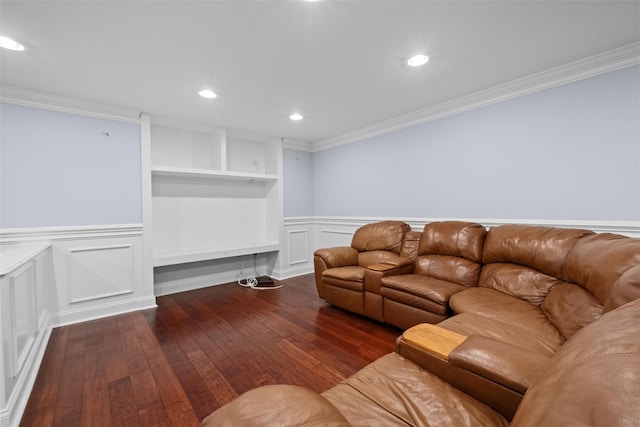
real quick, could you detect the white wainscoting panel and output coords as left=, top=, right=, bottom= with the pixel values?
left=288, top=230, right=309, bottom=265
left=277, top=218, right=315, bottom=279
left=51, top=232, right=154, bottom=327
left=68, top=244, right=134, bottom=303
left=9, top=263, right=35, bottom=379
left=318, top=230, right=353, bottom=248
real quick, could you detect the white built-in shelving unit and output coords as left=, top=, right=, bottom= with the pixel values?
left=148, top=123, right=283, bottom=274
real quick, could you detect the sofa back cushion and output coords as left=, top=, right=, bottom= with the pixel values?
left=511, top=297, right=640, bottom=427
left=482, top=225, right=594, bottom=278
left=564, top=233, right=640, bottom=312
left=414, top=256, right=483, bottom=288
left=351, top=221, right=410, bottom=254
left=478, top=263, right=562, bottom=306
left=540, top=282, right=603, bottom=339
left=413, top=221, right=487, bottom=288
left=419, top=221, right=486, bottom=262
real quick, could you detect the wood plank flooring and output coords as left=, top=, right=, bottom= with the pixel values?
left=20, top=274, right=401, bottom=426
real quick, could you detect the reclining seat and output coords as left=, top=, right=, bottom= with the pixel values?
left=314, top=221, right=412, bottom=317
left=380, top=221, right=487, bottom=329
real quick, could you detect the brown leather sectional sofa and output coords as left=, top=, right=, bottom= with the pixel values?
left=201, top=220, right=640, bottom=426
left=202, top=296, right=640, bottom=426
left=314, top=220, right=640, bottom=334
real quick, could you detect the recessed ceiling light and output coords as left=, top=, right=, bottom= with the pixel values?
left=198, top=89, right=217, bottom=99
left=289, top=113, right=303, bottom=121
left=0, top=36, right=25, bottom=51
left=407, top=54, right=429, bottom=67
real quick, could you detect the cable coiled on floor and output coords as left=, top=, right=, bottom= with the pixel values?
left=237, top=276, right=282, bottom=290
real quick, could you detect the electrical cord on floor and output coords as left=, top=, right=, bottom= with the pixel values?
left=237, top=254, right=283, bottom=290
left=237, top=276, right=283, bottom=290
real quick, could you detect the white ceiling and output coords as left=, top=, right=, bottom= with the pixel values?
left=1, top=1, right=639, bottom=146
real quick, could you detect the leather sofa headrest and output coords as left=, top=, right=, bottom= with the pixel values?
left=419, top=221, right=486, bottom=262
left=482, top=224, right=594, bottom=278
left=351, top=221, right=410, bottom=254
left=564, top=233, right=640, bottom=310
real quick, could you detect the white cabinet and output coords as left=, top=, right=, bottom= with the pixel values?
left=0, top=244, right=51, bottom=422
left=149, top=124, right=283, bottom=273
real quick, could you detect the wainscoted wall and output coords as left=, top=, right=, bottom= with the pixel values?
left=0, top=225, right=155, bottom=326
left=0, top=224, right=155, bottom=427
left=278, top=216, right=640, bottom=279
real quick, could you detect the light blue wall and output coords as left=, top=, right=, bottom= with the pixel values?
left=0, top=103, right=142, bottom=228
left=283, top=148, right=313, bottom=217
left=312, top=65, right=640, bottom=221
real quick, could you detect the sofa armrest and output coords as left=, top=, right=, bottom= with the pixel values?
left=201, top=385, right=352, bottom=427
left=402, top=324, right=467, bottom=359
left=314, top=247, right=359, bottom=268
left=448, top=336, right=551, bottom=394
left=364, top=262, right=415, bottom=294
left=379, top=256, right=414, bottom=268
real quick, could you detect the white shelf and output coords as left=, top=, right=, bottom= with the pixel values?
left=151, top=165, right=278, bottom=182
left=153, top=241, right=280, bottom=267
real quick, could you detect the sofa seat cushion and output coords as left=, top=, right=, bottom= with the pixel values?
left=438, top=311, right=563, bottom=356
left=323, top=352, right=508, bottom=427
left=449, top=288, right=565, bottom=354
left=381, top=274, right=466, bottom=316
left=323, top=266, right=365, bottom=291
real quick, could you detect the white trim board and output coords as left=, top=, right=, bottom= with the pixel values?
left=0, top=85, right=141, bottom=124
left=310, top=216, right=640, bottom=237
left=0, top=224, right=143, bottom=244
left=313, top=42, right=640, bottom=151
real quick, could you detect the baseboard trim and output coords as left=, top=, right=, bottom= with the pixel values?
left=273, top=265, right=314, bottom=281
left=154, top=272, right=238, bottom=297
left=49, top=295, right=157, bottom=328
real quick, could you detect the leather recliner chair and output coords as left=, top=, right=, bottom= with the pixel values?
left=313, top=221, right=414, bottom=320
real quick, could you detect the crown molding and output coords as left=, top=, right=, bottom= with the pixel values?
left=312, top=42, right=640, bottom=152
left=150, top=115, right=224, bottom=134
left=282, top=138, right=313, bottom=152
left=0, top=85, right=141, bottom=124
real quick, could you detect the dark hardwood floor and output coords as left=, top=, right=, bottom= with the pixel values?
left=20, top=274, right=401, bottom=426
